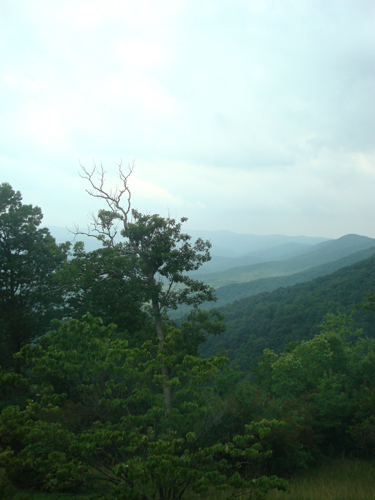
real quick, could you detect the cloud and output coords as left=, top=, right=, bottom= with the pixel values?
left=3, top=74, right=47, bottom=92
left=1, top=0, right=375, bottom=238
left=115, top=40, right=169, bottom=69
left=15, top=104, right=69, bottom=148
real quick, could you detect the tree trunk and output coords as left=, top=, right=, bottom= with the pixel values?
left=152, top=300, right=171, bottom=414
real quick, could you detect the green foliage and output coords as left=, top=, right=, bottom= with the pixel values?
left=178, top=309, right=226, bottom=357
left=0, top=183, right=69, bottom=370
left=7, top=175, right=375, bottom=496
left=78, top=165, right=218, bottom=412
left=355, top=289, right=375, bottom=314
left=251, top=313, right=375, bottom=459
left=124, top=210, right=214, bottom=307
left=0, top=316, right=287, bottom=499
left=269, top=314, right=354, bottom=398
left=201, top=255, right=375, bottom=373
left=266, top=458, right=375, bottom=500
left=0, top=365, right=29, bottom=413
left=56, top=242, right=150, bottom=343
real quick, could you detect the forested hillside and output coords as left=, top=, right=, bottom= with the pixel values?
left=194, top=234, right=375, bottom=288
left=208, top=246, right=375, bottom=309
left=200, top=253, right=375, bottom=373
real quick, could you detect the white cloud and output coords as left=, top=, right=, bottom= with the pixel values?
left=131, top=177, right=183, bottom=206
left=354, top=153, right=375, bottom=176
left=115, top=40, right=169, bottom=69
left=3, top=74, right=48, bottom=92
left=16, top=105, right=69, bottom=149
left=1, top=0, right=375, bottom=237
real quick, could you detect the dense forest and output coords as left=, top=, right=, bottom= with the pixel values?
left=201, top=254, right=375, bottom=371
left=1, top=174, right=375, bottom=500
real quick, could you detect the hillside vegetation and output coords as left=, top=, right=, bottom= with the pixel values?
left=209, top=246, right=375, bottom=309
left=200, top=253, right=375, bottom=373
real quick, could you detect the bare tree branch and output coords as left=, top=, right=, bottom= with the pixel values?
left=71, top=160, right=135, bottom=246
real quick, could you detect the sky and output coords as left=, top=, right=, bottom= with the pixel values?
left=1, top=0, right=375, bottom=238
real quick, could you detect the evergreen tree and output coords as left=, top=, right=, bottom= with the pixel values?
left=0, top=315, right=287, bottom=499
left=0, top=183, right=69, bottom=371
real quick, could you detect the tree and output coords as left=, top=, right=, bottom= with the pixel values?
left=252, top=313, right=375, bottom=458
left=0, top=183, right=69, bottom=371
left=0, top=315, right=288, bottom=499
left=56, top=241, right=152, bottom=344
left=76, top=163, right=217, bottom=411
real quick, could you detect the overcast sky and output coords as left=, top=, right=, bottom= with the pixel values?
left=1, top=0, right=375, bottom=238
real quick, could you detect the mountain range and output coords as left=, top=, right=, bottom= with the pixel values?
left=48, top=226, right=329, bottom=259
left=194, top=234, right=375, bottom=287
left=48, top=226, right=375, bottom=377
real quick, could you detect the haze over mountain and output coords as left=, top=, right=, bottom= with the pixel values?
left=194, top=234, right=375, bottom=288
left=197, top=246, right=375, bottom=311
left=50, top=228, right=375, bottom=311
left=187, top=230, right=329, bottom=258
left=48, top=226, right=329, bottom=259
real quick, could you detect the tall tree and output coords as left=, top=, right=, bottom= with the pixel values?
left=56, top=241, right=153, bottom=345
left=76, top=162, right=216, bottom=411
left=0, top=183, right=69, bottom=371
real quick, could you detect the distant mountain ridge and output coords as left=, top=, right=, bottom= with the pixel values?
left=194, top=234, right=375, bottom=288
left=186, top=230, right=329, bottom=258
left=194, top=242, right=324, bottom=275
left=48, top=226, right=330, bottom=258
left=241, top=241, right=312, bottom=261
left=199, top=246, right=375, bottom=310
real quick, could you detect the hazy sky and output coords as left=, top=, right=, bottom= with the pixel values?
left=1, top=0, right=375, bottom=238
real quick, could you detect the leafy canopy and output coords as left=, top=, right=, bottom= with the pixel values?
left=1, top=316, right=287, bottom=499
left=0, top=182, right=69, bottom=369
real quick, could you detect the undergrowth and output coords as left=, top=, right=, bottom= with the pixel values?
left=9, top=459, right=375, bottom=500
